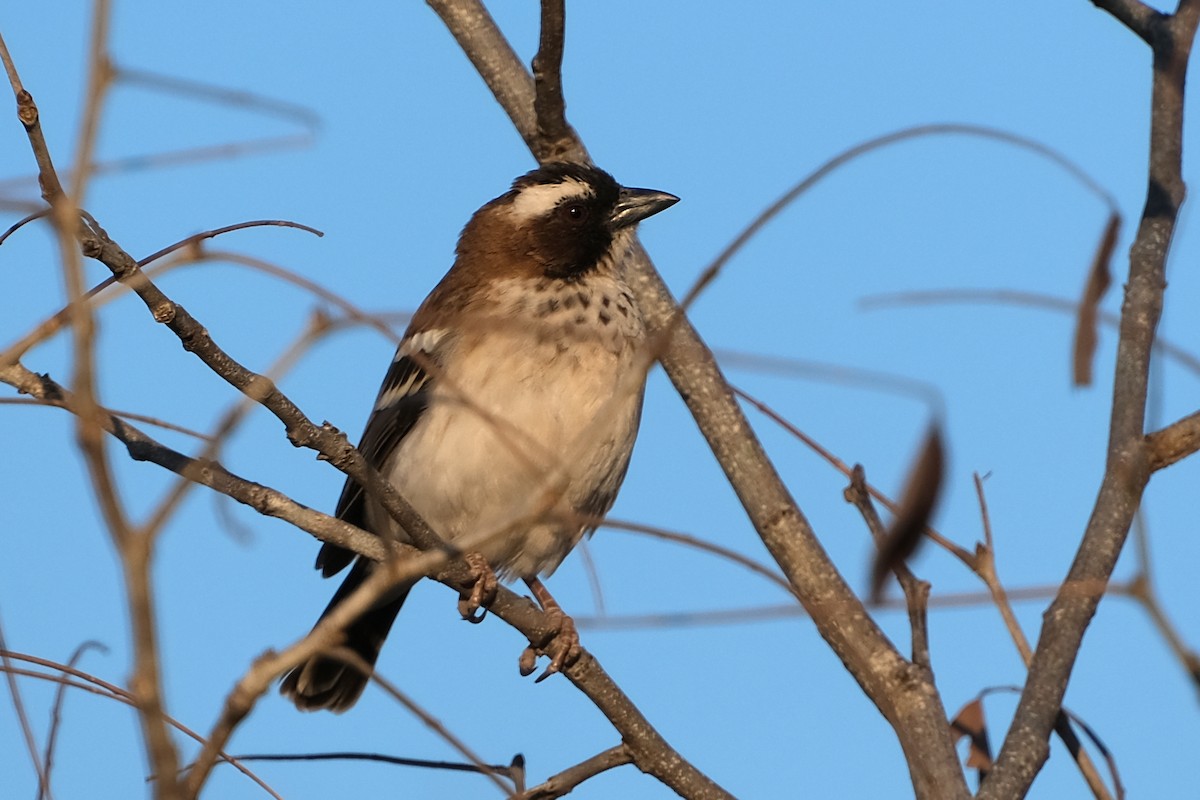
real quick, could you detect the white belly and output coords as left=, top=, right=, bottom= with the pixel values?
left=370, top=327, right=644, bottom=578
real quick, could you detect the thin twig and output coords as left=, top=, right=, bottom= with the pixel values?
left=0, top=616, right=50, bottom=797
left=0, top=652, right=281, bottom=799
left=970, top=475, right=1113, bottom=800
left=181, top=552, right=450, bottom=797
left=221, top=751, right=520, bottom=779
left=342, top=650, right=517, bottom=796
left=1125, top=515, right=1200, bottom=693
left=733, top=384, right=974, bottom=564
left=517, top=744, right=633, bottom=799
left=602, top=517, right=794, bottom=597
left=844, top=466, right=931, bottom=668
left=39, top=641, right=107, bottom=800
left=677, top=123, right=1118, bottom=313
left=861, top=288, right=1200, bottom=377
left=0, top=397, right=212, bottom=440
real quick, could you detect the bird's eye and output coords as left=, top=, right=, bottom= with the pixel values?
left=560, top=203, right=589, bottom=223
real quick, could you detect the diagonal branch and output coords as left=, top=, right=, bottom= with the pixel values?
left=1, top=346, right=729, bottom=799
left=980, top=4, right=1200, bottom=797
left=424, top=1, right=969, bottom=797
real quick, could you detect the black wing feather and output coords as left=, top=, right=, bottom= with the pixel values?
left=315, top=349, right=434, bottom=578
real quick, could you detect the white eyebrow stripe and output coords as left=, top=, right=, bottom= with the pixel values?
left=508, top=178, right=592, bottom=221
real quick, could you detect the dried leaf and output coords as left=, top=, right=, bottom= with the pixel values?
left=1072, top=211, right=1120, bottom=386
left=869, top=425, right=944, bottom=602
left=950, top=698, right=993, bottom=775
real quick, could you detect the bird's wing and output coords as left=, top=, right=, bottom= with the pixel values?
left=314, top=330, right=447, bottom=578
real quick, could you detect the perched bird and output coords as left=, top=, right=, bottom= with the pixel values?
left=281, top=162, right=678, bottom=712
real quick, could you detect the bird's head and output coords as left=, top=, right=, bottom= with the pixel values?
left=455, top=162, right=678, bottom=282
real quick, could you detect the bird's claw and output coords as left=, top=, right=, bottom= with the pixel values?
left=457, top=552, right=498, bottom=623
left=519, top=646, right=538, bottom=676
left=518, top=601, right=581, bottom=682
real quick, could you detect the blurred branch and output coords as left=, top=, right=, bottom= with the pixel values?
left=0, top=650, right=281, bottom=799
left=69, top=0, right=113, bottom=203
left=733, top=384, right=973, bottom=564
left=39, top=641, right=107, bottom=800
left=1072, top=212, right=1120, bottom=386
left=139, top=309, right=334, bottom=545
left=602, top=517, right=794, bottom=597
left=575, top=579, right=1155, bottom=631
left=682, top=124, right=1116, bottom=313
left=0, top=62, right=319, bottom=198
left=861, top=288, right=1200, bottom=377
left=183, top=554, right=457, bottom=797
left=5, top=18, right=185, bottom=799
left=0, top=616, right=50, bottom=796
left=1125, top=515, right=1200, bottom=694
left=0, top=397, right=212, bottom=440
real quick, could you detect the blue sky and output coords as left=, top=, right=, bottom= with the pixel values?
left=3, top=2, right=1199, bottom=798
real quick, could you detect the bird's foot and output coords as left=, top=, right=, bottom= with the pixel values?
left=519, top=578, right=582, bottom=682
left=457, top=552, right=498, bottom=623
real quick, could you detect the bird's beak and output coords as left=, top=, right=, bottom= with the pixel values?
left=610, top=187, right=680, bottom=229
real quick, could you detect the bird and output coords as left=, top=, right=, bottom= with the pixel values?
left=280, top=162, right=678, bottom=712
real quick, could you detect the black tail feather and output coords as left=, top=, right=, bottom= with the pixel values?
left=280, top=559, right=411, bottom=712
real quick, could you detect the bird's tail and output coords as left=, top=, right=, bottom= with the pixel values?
left=280, top=559, right=411, bottom=713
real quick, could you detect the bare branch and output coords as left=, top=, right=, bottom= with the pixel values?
left=0, top=356, right=728, bottom=799
left=970, top=476, right=1114, bottom=800
left=531, top=0, right=575, bottom=162
left=980, top=6, right=1200, bottom=797
left=1091, top=0, right=1161, bottom=42
left=845, top=466, right=932, bottom=669
left=518, top=744, right=633, bottom=799
left=423, top=4, right=971, bottom=795
left=1146, top=409, right=1200, bottom=470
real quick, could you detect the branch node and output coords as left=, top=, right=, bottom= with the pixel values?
left=16, top=89, right=37, bottom=127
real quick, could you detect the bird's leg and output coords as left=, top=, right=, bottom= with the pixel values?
left=519, top=577, right=581, bottom=682
left=457, top=552, right=498, bottom=623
